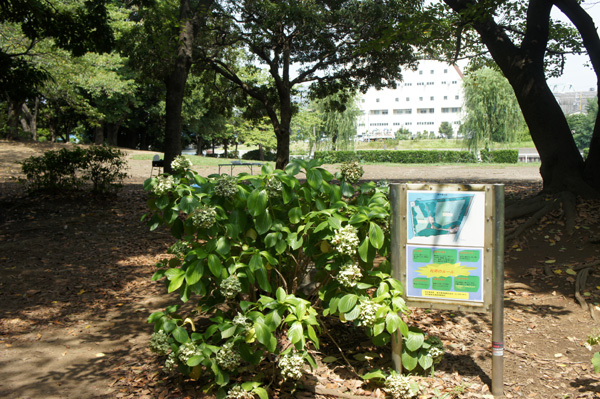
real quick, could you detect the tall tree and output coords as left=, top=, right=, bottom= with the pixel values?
left=461, top=68, right=525, bottom=152
left=199, top=0, right=424, bottom=169
left=314, top=90, right=361, bottom=151
left=433, top=0, right=600, bottom=195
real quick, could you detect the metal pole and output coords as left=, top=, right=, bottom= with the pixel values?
left=492, top=184, right=505, bottom=397
left=390, top=184, right=403, bottom=373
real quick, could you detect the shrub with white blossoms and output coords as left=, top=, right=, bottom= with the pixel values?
left=191, top=206, right=217, bottom=229
left=330, top=224, right=360, bottom=256
left=164, top=351, right=178, bottom=373
left=265, top=176, right=282, bottom=198
left=220, top=275, right=242, bottom=299
left=232, top=313, right=252, bottom=334
left=177, top=341, right=201, bottom=364
left=171, top=155, right=193, bottom=172
left=337, top=261, right=363, bottom=288
left=216, top=341, right=242, bottom=371
left=384, top=372, right=419, bottom=399
left=358, top=297, right=381, bottom=327
left=214, top=174, right=238, bottom=199
left=427, top=336, right=445, bottom=364
left=340, top=160, right=364, bottom=184
left=154, top=174, right=175, bottom=195
left=149, top=329, right=171, bottom=355
left=279, top=352, right=304, bottom=381
left=226, top=385, right=255, bottom=399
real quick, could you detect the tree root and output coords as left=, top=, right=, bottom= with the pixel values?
left=574, top=260, right=600, bottom=321
left=505, top=190, right=579, bottom=241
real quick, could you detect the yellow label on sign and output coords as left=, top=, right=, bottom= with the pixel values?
left=417, top=263, right=477, bottom=278
left=422, top=290, right=470, bottom=300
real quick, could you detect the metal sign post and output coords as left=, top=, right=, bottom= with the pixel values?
left=390, top=183, right=504, bottom=397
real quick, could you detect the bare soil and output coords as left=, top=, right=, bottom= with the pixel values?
left=0, top=141, right=599, bottom=399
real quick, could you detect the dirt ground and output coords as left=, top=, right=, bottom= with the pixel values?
left=1, top=141, right=599, bottom=399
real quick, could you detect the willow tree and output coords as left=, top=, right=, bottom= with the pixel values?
left=314, top=91, right=361, bottom=151
left=462, top=68, right=525, bottom=153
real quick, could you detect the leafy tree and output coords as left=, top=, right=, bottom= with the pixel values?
left=313, top=90, right=361, bottom=151
left=567, top=98, right=598, bottom=150
left=438, top=121, right=454, bottom=139
left=461, top=68, right=525, bottom=152
left=198, top=0, right=424, bottom=169
left=431, top=0, right=600, bottom=194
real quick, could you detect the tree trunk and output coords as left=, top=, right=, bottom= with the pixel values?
left=20, top=97, right=39, bottom=140
left=163, top=0, right=195, bottom=174
left=6, top=100, right=21, bottom=139
left=444, top=0, right=597, bottom=195
left=106, top=123, right=119, bottom=146
left=95, top=123, right=104, bottom=145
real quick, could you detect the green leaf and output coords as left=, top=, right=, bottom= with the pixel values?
left=362, top=370, right=386, bottom=380
left=306, top=324, right=319, bottom=348
left=187, top=355, right=203, bottom=367
left=254, top=387, right=269, bottom=399
left=418, top=351, right=434, bottom=370
left=358, top=238, right=369, bottom=262
left=338, top=294, right=358, bottom=313
left=276, top=287, right=286, bottom=303
left=255, top=321, right=277, bottom=352
left=255, top=211, right=272, bottom=235
left=401, top=349, right=418, bottom=371
left=155, top=195, right=170, bottom=210
left=405, top=327, right=425, bottom=351
left=289, top=207, right=303, bottom=224
left=288, top=321, right=303, bottom=345
left=255, top=267, right=271, bottom=292
left=185, top=261, right=203, bottom=285
left=247, top=189, right=268, bottom=217
left=208, top=254, right=223, bottom=277
left=328, top=216, right=342, bottom=230
left=264, top=232, right=279, bottom=248
left=344, top=304, right=361, bottom=321
left=341, top=181, right=355, bottom=197
left=593, top=352, right=600, bottom=373
left=168, top=274, right=185, bottom=293
left=373, top=321, right=385, bottom=336
left=221, top=325, right=237, bottom=339
left=216, top=236, right=230, bottom=255
left=385, top=312, right=402, bottom=334
left=306, top=168, right=323, bottom=189
left=249, top=253, right=263, bottom=271
left=172, top=326, right=189, bottom=343
left=275, top=239, right=287, bottom=254
left=288, top=233, right=303, bottom=250
left=369, top=222, right=384, bottom=249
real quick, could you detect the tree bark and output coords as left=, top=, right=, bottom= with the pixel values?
left=444, top=0, right=597, bottom=195
left=20, top=97, right=39, bottom=140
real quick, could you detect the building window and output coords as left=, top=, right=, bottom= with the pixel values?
left=376, top=98, right=380, bottom=102
left=455, top=95, right=459, bottom=100
left=443, top=96, right=448, bottom=100
left=452, top=80, right=458, bottom=84
left=430, top=70, right=434, bottom=74
left=419, top=70, right=423, bottom=75
left=404, top=82, right=412, bottom=86
left=441, top=81, right=447, bottom=85
left=382, top=109, right=388, bottom=115
left=395, top=98, right=399, bottom=102
left=430, top=96, right=434, bottom=101
left=444, top=69, right=448, bottom=73
left=405, top=122, right=412, bottom=125
left=370, top=110, right=381, bottom=115
left=427, top=82, right=434, bottom=85
left=393, top=109, right=412, bottom=114
left=406, top=97, right=410, bottom=101
left=419, top=97, right=423, bottom=101
left=417, top=82, right=425, bottom=86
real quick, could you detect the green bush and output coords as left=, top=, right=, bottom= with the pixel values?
left=21, top=145, right=128, bottom=193
left=479, top=149, right=518, bottom=163
left=314, top=150, right=477, bottom=164
left=242, top=149, right=276, bottom=161
left=143, top=159, right=444, bottom=397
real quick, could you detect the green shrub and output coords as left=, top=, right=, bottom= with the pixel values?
left=21, top=145, right=128, bottom=193
left=479, top=149, right=518, bottom=163
left=314, top=150, right=477, bottom=164
left=242, top=149, right=276, bottom=161
left=143, top=159, right=443, bottom=396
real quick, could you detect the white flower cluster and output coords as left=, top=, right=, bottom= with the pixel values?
left=279, top=352, right=304, bottom=381
left=216, top=341, right=242, bottom=371
left=177, top=341, right=201, bottom=364
left=192, top=206, right=217, bottom=229
left=376, top=179, right=390, bottom=190
left=164, top=351, right=178, bottom=373
left=265, top=176, right=282, bottom=198
left=214, top=174, right=238, bottom=199
left=330, top=225, right=360, bottom=256
left=226, top=385, right=254, bottom=399
left=426, top=336, right=444, bottom=363
left=337, top=261, right=363, bottom=288
left=171, top=155, right=193, bottom=172
left=340, top=160, right=364, bottom=184
left=233, top=312, right=252, bottom=334
left=358, top=298, right=381, bottom=327
left=154, top=175, right=175, bottom=195
left=149, top=330, right=171, bottom=355
left=384, top=373, right=418, bottom=399
left=220, top=275, right=242, bottom=299
left=168, top=240, right=189, bottom=257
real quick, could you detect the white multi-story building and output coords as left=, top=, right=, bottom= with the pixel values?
left=357, top=59, right=465, bottom=140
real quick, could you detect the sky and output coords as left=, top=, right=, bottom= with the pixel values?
left=546, top=1, right=600, bottom=92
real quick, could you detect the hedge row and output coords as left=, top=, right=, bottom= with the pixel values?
left=314, top=149, right=518, bottom=164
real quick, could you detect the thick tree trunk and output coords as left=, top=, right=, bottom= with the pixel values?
left=20, top=97, right=39, bottom=140
left=106, top=123, right=119, bottom=146
left=163, top=0, right=194, bottom=174
left=444, top=0, right=597, bottom=195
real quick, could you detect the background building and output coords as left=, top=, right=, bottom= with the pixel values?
left=357, top=59, right=465, bottom=140
left=552, top=88, right=598, bottom=115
